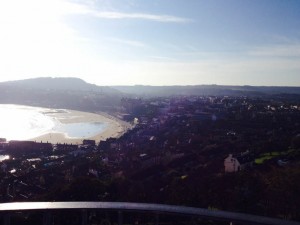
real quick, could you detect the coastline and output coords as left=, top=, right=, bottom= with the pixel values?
left=30, top=110, right=132, bottom=145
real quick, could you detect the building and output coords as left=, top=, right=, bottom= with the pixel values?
left=224, top=154, right=241, bottom=172
left=224, top=153, right=254, bottom=173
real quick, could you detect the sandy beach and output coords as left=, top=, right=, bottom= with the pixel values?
left=30, top=110, right=132, bottom=145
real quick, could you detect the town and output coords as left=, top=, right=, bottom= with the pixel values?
left=0, top=94, right=300, bottom=220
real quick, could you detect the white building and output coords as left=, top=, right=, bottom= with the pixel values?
left=224, top=154, right=241, bottom=172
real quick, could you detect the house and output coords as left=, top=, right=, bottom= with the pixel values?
left=7, top=141, right=52, bottom=156
left=224, top=154, right=241, bottom=172
left=82, top=139, right=96, bottom=146
left=224, top=153, right=254, bottom=172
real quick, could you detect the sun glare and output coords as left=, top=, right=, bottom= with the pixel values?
left=0, top=105, right=55, bottom=140
left=0, top=0, right=82, bottom=79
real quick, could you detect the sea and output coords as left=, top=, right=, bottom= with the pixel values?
left=0, top=104, right=107, bottom=141
left=0, top=155, right=9, bottom=162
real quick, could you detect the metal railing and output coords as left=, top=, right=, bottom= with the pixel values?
left=0, top=202, right=300, bottom=225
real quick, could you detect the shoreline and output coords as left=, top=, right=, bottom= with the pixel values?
left=30, top=110, right=132, bottom=145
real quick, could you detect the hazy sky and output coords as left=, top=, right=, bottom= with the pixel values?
left=0, top=0, right=299, bottom=86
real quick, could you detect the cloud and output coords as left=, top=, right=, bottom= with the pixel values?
left=63, top=1, right=191, bottom=23
left=93, top=11, right=191, bottom=23
left=109, top=38, right=147, bottom=48
left=149, top=56, right=178, bottom=61
left=248, top=44, right=300, bottom=57
left=73, top=56, right=300, bottom=86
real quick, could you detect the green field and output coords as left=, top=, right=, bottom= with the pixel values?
left=255, top=152, right=280, bottom=164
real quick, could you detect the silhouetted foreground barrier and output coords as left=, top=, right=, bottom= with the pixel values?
left=0, top=202, right=300, bottom=225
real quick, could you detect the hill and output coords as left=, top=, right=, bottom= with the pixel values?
left=4, top=77, right=119, bottom=94
left=0, top=77, right=121, bottom=111
left=1, top=78, right=299, bottom=111
left=112, top=85, right=300, bottom=97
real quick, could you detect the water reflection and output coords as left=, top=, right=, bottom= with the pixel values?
left=0, top=105, right=55, bottom=140
left=0, top=155, right=9, bottom=162
left=0, top=104, right=107, bottom=140
left=55, top=122, right=107, bottom=139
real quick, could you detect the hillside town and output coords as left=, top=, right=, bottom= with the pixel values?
left=0, top=94, right=300, bottom=220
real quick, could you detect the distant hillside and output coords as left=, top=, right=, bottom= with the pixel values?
left=4, top=77, right=119, bottom=94
left=1, top=78, right=299, bottom=111
left=111, top=85, right=300, bottom=97
left=0, top=77, right=122, bottom=111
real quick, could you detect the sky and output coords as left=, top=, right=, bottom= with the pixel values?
left=0, top=0, right=299, bottom=86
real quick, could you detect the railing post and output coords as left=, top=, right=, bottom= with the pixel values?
left=3, top=214, right=10, bottom=225
left=43, top=211, right=51, bottom=225
left=155, top=213, right=159, bottom=225
left=81, top=209, right=88, bottom=225
left=118, top=210, right=123, bottom=225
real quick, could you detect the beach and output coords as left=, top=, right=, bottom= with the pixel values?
left=30, top=110, right=132, bottom=145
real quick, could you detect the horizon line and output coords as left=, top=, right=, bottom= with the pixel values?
left=0, top=77, right=300, bottom=88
